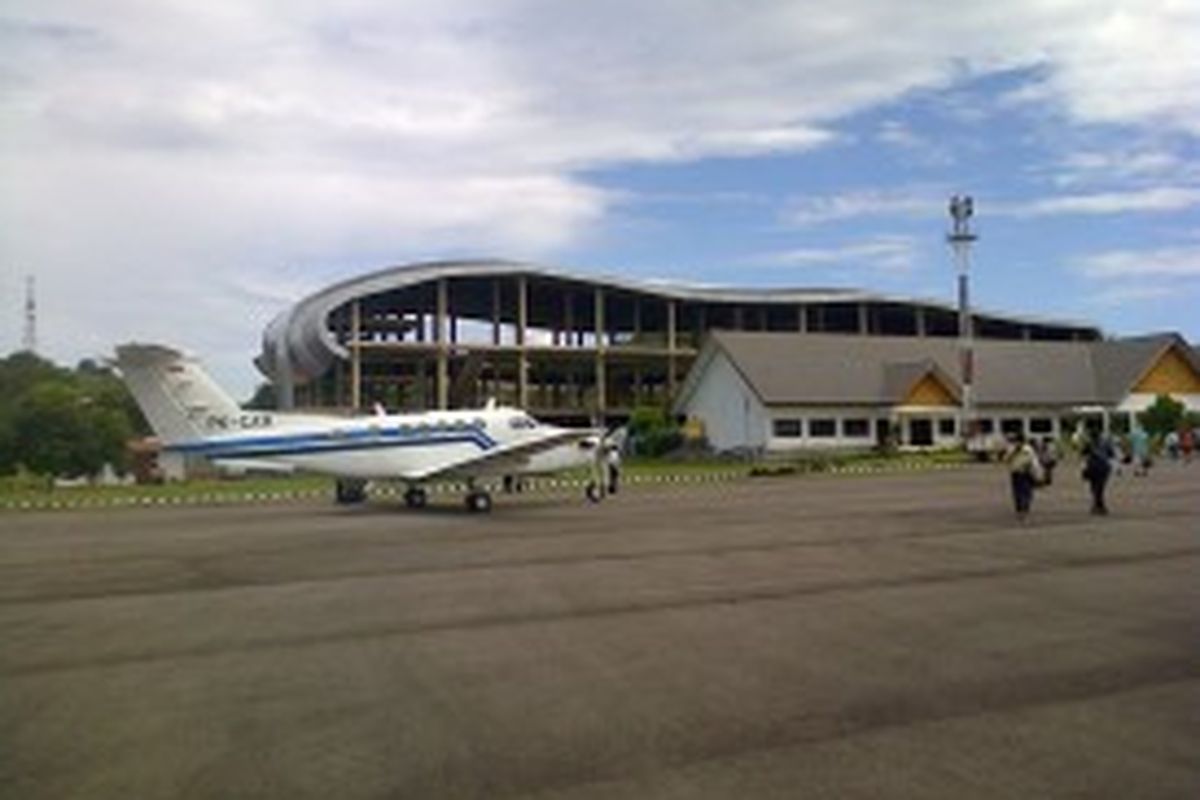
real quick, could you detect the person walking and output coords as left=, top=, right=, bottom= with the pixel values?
left=1038, top=437, right=1060, bottom=486
left=1129, top=425, right=1151, bottom=477
left=1082, top=428, right=1115, bottom=515
left=1164, top=430, right=1180, bottom=460
left=1004, top=433, right=1041, bottom=523
left=605, top=442, right=622, bottom=495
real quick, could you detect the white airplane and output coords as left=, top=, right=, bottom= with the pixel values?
left=115, top=343, right=611, bottom=512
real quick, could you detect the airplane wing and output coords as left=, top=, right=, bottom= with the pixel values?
left=407, top=428, right=599, bottom=482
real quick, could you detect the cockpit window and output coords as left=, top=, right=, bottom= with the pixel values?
left=508, top=415, right=537, bottom=430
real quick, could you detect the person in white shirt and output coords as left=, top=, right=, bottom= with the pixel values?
left=605, top=443, right=622, bottom=494
left=1004, top=432, right=1042, bottom=523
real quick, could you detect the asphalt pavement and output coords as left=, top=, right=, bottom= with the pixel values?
left=2, top=462, right=1197, bottom=799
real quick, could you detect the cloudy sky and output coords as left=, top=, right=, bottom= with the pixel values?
left=2, top=0, right=1198, bottom=396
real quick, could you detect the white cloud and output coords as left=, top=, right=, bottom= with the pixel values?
left=996, top=187, right=1200, bottom=217
left=876, top=120, right=923, bottom=149
left=1084, top=284, right=1179, bottom=308
left=1075, top=246, right=1200, bottom=278
left=3, top=0, right=1200, bottom=386
left=1051, top=149, right=1188, bottom=188
left=754, top=236, right=918, bottom=272
left=782, top=189, right=943, bottom=225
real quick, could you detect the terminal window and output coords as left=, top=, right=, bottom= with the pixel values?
left=1001, top=418, right=1024, bottom=436
left=773, top=419, right=803, bottom=438
left=842, top=418, right=870, bottom=438
left=808, top=419, right=837, bottom=438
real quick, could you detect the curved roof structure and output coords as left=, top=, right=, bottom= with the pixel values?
left=257, top=258, right=1100, bottom=387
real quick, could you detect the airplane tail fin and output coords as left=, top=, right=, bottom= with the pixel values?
left=114, top=344, right=243, bottom=444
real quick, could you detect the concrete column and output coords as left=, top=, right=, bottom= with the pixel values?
left=733, top=306, right=744, bottom=331
left=350, top=300, right=362, bottom=411
left=277, top=348, right=295, bottom=410
left=334, top=356, right=345, bottom=409
left=564, top=291, right=575, bottom=348
left=667, top=299, right=677, bottom=399
left=594, top=287, right=606, bottom=417
left=435, top=278, right=448, bottom=409
left=915, top=307, right=926, bottom=337
left=797, top=304, right=807, bottom=333
left=633, top=298, right=642, bottom=341
left=1023, top=325, right=1033, bottom=342
left=417, top=357, right=428, bottom=410
left=858, top=302, right=869, bottom=335
left=517, top=276, right=528, bottom=407
left=491, top=278, right=502, bottom=345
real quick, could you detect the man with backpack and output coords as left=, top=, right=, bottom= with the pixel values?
left=1004, top=432, right=1043, bottom=523
left=1082, top=427, right=1115, bottom=515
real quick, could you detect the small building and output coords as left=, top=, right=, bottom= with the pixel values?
left=673, top=331, right=1200, bottom=452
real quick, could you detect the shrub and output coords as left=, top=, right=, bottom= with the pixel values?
left=627, top=406, right=683, bottom=457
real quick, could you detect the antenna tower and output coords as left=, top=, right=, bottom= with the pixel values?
left=23, top=275, right=37, bottom=354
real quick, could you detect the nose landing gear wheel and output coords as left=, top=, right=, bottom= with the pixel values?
left=335, top=479, right=367, bottom=505
left=403, top=487, right=428, bottom=509
left=465, top=491, right=492, bottom=513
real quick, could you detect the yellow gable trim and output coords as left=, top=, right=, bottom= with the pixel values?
left=904, top=374, right=957, bottom=407
left=1133, top=346, right=1200, bottom=394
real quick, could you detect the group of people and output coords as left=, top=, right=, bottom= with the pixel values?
left=1161, top=427, right=1197, bottom=463
left=1004, top=426, right=1116, bottom=522
left=1106, top=424, right=1197, bottom=475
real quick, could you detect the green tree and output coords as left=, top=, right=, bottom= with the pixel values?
left=1138, top=394, right=1185, bottom=437
left=0, top=351, right=145, bottom=479
left=10, top=381, right=135, bottom=480
left=627, top=405, right=683, bottom=457
left=0, top=404, right=15, bottom=475
left=11, top=381, right=91, bottom=479
left=243, top=382, right=278, bottom=410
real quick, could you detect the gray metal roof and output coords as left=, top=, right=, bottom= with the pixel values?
left=681, top=331, right=1193, bottom=409
left=256, top=259, right=1102, bottom=384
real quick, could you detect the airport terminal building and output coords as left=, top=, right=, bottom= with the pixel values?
left=673, top=331, right=1200, bottom=452
left=257, top=259, right=1104, bottom=427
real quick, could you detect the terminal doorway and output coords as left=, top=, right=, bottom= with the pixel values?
left=908, top=417, right=934, bottom=447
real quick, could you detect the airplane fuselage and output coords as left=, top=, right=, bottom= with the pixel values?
left=169, top=407, right=593, bottom=481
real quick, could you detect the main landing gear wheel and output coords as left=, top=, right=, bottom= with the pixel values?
left=403, top=487, right=428, bottom=509
left=465, top=491, right=493, bottom=513
left=335, top=479, right=367, bottom=505
left=585, top=481, right=603, bottom=503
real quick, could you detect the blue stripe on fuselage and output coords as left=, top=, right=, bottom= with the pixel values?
left=167, top=424, right=498, bottom=459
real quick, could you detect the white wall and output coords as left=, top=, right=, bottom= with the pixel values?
left=682, top=352, right=769, bottom=451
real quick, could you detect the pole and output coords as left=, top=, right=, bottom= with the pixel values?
left=947, top=195, right=977, bottom=445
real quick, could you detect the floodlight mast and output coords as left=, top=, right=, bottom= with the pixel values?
left=947, top=195, right=977, bottom=444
